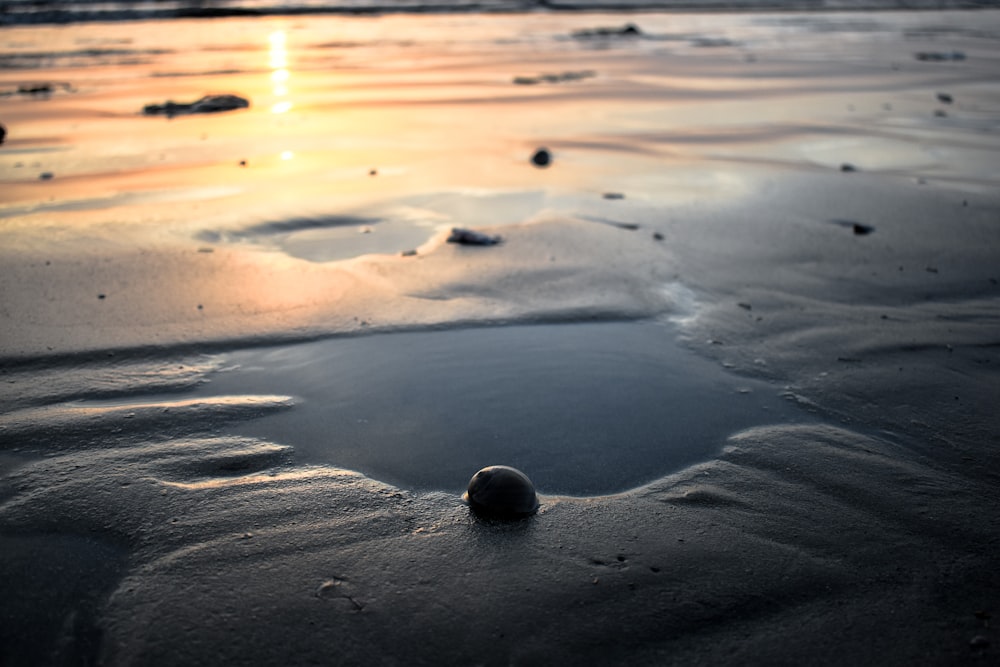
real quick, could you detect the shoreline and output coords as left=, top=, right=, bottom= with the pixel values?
left=1, top=1, right=995, bottom=27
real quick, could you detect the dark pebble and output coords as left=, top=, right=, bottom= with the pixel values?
left=18, top=83, right=53, bottom=95
left=0, top=124, right=6, bottom=145
left=447, top=228, right=502, bottom=246
left=530, top=148, right=551, bottom=168
left=914, top=51, right=965, bottom=61
left=603, top=192, right=625, bottom=200
left=571, top=23, right=642, bottom=39
left=463, top=465, right=539, bottom=517
left=39, top=172, right=54, bottom=180
left=143, top=94, right=249, bottom=118
left=937, top=92, right=953, bottom=104
left=840, top=163, right=857, bottom=173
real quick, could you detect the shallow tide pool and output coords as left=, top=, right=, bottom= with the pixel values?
left=196, top=320, right=812, bottom=495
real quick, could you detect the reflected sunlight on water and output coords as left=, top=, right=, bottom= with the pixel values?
left=268, top=29, right=292, bottom=114
left=1, top=11, right=997, bottom=251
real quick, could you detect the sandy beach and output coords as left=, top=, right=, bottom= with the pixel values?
left=1, top=9, right=999, bottom=665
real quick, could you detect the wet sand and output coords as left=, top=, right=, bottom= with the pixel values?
left=1, top=10, right=999, bottom=665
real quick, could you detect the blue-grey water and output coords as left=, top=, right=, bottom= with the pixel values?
left=195, top=320, right=811, bottom=495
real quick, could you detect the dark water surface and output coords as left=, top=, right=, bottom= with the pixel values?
left=200, top=320, right=811, bottom=495
left=0, top=0, right=975, bottom=27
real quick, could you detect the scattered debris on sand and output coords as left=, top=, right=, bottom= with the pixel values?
left=513, top=70, right=596, bottom=85
left=571, top=24, right=642, bottom=39
left=143, top=94, right=249, bottom=118
left=828, top=219, right=875, bottom=235
left=447, top=228, right=502, bottom=246
left=914, top=51, right=966, bottom=61
left=0, top=82, right=74, bottom=98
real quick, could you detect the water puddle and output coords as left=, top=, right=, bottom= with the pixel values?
left=197, top=320, right=812, bottom=495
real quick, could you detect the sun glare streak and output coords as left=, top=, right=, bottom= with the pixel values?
left=268, top=29, right=294, bottom=118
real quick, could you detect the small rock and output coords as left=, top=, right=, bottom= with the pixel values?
left=603, top=192, right=625, bottom=200
left=369, top=168, right=377, bottom=176
left=97, top=294, right=106, bottom=300
left=39, top=172, right=54, bottom=180
left=513, top=70, right=596, bottom=86
left=914, top=51, right=965, bottom=61
left=463, top=465, right=539, bottom=517
left=18, top=83, right=53, bottom=96
left=937, top=92, right=953, bottom=104
left=316, top=579, right=342, bottom=598
left=0, top=124, right=6, bottom=145
left=530, top=148, right=551, bottom=168
left=970, top=635, right=989, bottom=649
left=238, top=159, right=247, bottom=167
left=143, top=94, right=250, bottom=118
left=840, top=163, right=857, bottom=173
left=852, top=223, right=874, bottom=235
left=571, top=24, right=642, bottom=39
left=652, top=232, right=664, bottom=241
left=447, top=228, right=501, bottom=246
left=934, top=109, right=948, bottom=118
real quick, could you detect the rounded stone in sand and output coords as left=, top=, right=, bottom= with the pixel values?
left=530, top=148, right=551, bottom=168
left=463, top=465, right=539, bottom=517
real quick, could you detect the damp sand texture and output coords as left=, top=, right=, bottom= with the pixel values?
left=2, top=10, right=1000, bottom=667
